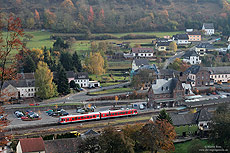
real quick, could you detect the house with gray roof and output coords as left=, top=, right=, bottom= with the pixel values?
left=172, top=34, right=190, bottom=45
left=131, top=48, right=155, bottom=58
left=202, top=23, right=214, bottom=35
left=147, top=78, right=184, bottom=108
left=155, top=41, right=170, bottom=51
left=206, top=66, right=230, bottom=83
left=184, top=65, right=213, bottom=87
left=182, top=51, right=201, bottom=65
left=132, top=59, right=149, bottom=71
left=195, top=42, right=215, bottom=56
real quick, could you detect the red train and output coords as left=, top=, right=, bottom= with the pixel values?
left=58, top=109, right=138, bottom=124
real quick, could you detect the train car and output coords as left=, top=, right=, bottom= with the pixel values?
left=58, top=112, right=100, bottom=124
left=100, top=109, right=138, bottom=119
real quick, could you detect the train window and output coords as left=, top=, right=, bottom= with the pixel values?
left=112, top=113, right=114, bottom=115
left=72, top=118, right=74, bottom=120
left=93, top=115, right=95, bottom=118
left=97, top=115, right=99, bottom=117
left=115, top=113, right=117, bottom=115
left=87, top=116, right=89, bottom=118
left=78, top=117, right=80, bottom=119
left=103, top=114, right=105, bottom=117
left=118, top=112, right=119, bottom=115
left=81, top=117, right=83, bottom=119
left=134, top=111, right=137, bottom=113
left=62, top=119, right=64, bottom=121
left=67, top=118, right=69, bottom=121
left=84, top=116, right=86, bottom=119
left=90, top=116, right=92, bottom=118
left=107, top=114, right=109, bottom=116
left=75, top=117, right=77, bottom=120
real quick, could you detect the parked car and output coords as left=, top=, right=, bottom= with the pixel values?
left=14, top=111, right=24, bottom=118
left=60, top=111, right=69, bottom=116
left=76, top=109, right=85, bottom=113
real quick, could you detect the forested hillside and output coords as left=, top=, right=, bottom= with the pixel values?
left=1, top=0, right=230, bottom=34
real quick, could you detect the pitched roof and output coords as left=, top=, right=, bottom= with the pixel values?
left=184, top=65, right=208, bottom=74
left=159, top=69, right=179, bottom=76
left=131, top=48, right=154, bottom=53
left=17, top=73, right=35, bottom=80
left=195, top=108, right=212, bottom=122
left=170, top=113, right=196, bottom=126
left=196, top=43, right=214, bottom=49
left=205, top=66, right=230, bottom=74
left=66, top=71, right=75, bottom=78
left=156, top=41, right=170, bottom=46
left=134, top=59, right=149, bottom=67
left=19, top=137, right=45, bottom=152
left=151, top=78, right=178, bottom=94
left=187, top=31, right=201, bottom=35
left=173, top=34, right=189, bottom=40
left=44, top=137, right=82, bottom=153
left=183, top=51, right=199, bottom=59
left=75, top=72, right=89, bottom=79
left=203, top=23, right=214, bottom=29
left=5, top=80, right=35, bottom=88
left=83, top=129, right=99, bottom=136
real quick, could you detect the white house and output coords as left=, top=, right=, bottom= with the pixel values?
left=202, top=23, right=214, bottom=35
left=16, top=137, right=45, bottom=153
left=206, top=66, right=230, bottom=83
left=131, top=48, right=155, bottom=58
left=172, top=34, right=190, bottom=45
left=74, top=72, right=89, bottom=88
left=132, top=59, right=149, bottom=71
left=182, top=51, right=201, bottom=65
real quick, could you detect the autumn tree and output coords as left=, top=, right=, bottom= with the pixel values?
left=0, top=15, right=25, bottom=147
left=99, top=126, right=134, bottom=153
left=88, top=6, right=94, bottom=22
left=85, top=52, right=105, bottom=75
left=139, top=120, right=176, bottom=153
left=35, top=61, right=58, bottom=99
left=169, top=41, right=177, bottom=52
left=78, top=136, right=101, bottom=153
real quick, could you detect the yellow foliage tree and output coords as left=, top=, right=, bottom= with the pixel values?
left=35, top=61, right=58, bottom=99
left=31, top=48, right=44, bottom=62
left=85, top=52, right=105, bottom=75
left=169, top=41, right=177, bottom=52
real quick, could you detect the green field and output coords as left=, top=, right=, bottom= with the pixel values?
left=175, top=125, right=198, bottom=136
left=174, top=139, right=211, bottom=153
left=88, top=87, right=133, bottom=95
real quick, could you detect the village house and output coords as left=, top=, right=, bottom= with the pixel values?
left=74, top=72, right=89, bottom=88
left=147, top=78, right=184, bottom=108
left=155, top=41, right=170, bottom=51
left=172, top=34, right=190, bottom=45
left=131, top=48, right=155, bottom=58
left=132, top=58, right=149, bottom=71
left=206, top=66, right=230, bottom=83
left=195, top=43, right=215, bottom=56
left=182, top=51, right=201, bottom=65
left=16, top=137, right=45, bottom=153
left=184, top=65, right=213, bottom=87
left=187, top=31, right=202, bottom=42
left=202, top=23, right=215, bottom=35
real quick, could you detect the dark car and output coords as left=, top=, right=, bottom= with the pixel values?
left=216, top=91, right=220, bottom=95
left=60, top=111, right=69, bottom=116
left=207, top=93, right=211, bottom=96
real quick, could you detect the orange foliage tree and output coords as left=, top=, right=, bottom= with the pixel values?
left=0, top=15, right=25, bottom=147
left=88, top=6, right=94, bottom=22
left=139, top=120, right=176, bottom=153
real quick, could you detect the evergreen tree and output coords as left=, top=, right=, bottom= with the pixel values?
left=156, top=109, right=173, bottom=124
left=72, top=51, right=82, bottom=72
left=43, top=46, right=50, bottom=65
left=23, top=55, right=36, bottom=73
left=60, top=52, right=73, bottom=71
left=69, top=80, right=77, bottom=89
left=57, top=64, right=70, bottom=95
left=53, top=37, right=69, bottom=51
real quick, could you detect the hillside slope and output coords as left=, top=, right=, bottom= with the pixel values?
left=0, top=0, right=228, bottom=33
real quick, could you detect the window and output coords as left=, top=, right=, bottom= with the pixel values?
left=67, top=118, right=69, bottom=121
left=87, top=116, right=89, bottom=118
left=93, top=115, right=95, bottom=118
left=75, top=117, right=77, bottom=120
left=81, top=117, right=83, bottom=119
left=78, top=117, right=80, bottom=119
left=28, top=89, right=30, bottom=92
left=107, top=114, right=109, bottom=116
left=112, top=113, right=114, bottom=115
left=84, top=116, right=86, bottom=119
left=97, top=115, right=99, bottom=117
left=115, top=113, right=117, bottom=115
left=103, top=114, right=105, bottom=117
left=72, top=118, right=74, bottom=120
left=90, top=116, right=92, bottom=118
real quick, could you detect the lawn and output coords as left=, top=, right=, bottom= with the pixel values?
left=174, top=139, right=211, bottom=153
left=88, top=87, right=133, bottom=95
left=175, top=125, right=198, bottom=136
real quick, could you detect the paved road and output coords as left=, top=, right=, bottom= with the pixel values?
left=163, top=51, right=185, bottom=69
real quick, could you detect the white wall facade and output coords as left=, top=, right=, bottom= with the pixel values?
left=132, top=53, right=154, bottom=58
left=210, top=74, right=230, bottom=83
left=17, top=87, right=37, bottom=98
left=183, top=56, right=201, bottom=65
left=204, top=29, right=214, bottom=35
left=75, top=79, right=89, bottom=88
left=176, top=40, right=190, bottom=45
left=188, top=74, right=196, bottom=87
